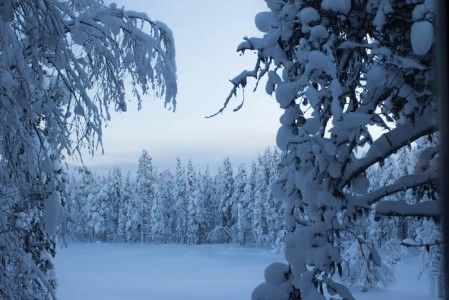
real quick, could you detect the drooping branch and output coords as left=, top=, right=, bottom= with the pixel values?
left=206, top=59, right=261, bottom=118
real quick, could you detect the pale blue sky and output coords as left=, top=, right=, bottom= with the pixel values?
left=72, top=0, right=281, bottom=172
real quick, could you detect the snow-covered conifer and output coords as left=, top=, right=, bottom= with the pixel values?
left=173, top=158, right=188, bottom=243
left=135, top=150, right=156, bottom=243
left=240, top=162, right=258, bottom=245
left=234, top=164, right=248, bottom=244
left=253, top=156, right=269, bottom=247
left=151, top=172, right=167, bottom=243
left=186, top=161, right=204, bottom=244
left=106, top=167, right=123, bottom=241
left=201, top=167, right=217, bottom=238
left=218, top=158, right=235, bottom=234
left=262, top=149, right=285, bottom=249
left=120, top=173, right=136, bottom=242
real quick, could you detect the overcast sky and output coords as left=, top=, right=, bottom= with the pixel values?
left=70, top=0, right=282, bottom=172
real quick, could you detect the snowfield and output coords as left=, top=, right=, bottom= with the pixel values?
left=55, top=243, right=432, bottom=300
left=55, top=243, right=283, bottom=300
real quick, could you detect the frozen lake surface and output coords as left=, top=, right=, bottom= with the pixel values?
left=55, top=243, right=432, bottom=300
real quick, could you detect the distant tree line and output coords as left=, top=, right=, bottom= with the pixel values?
left=61, top=148, right=286, bottom=249
left=61, top=140, right=441, bottom=292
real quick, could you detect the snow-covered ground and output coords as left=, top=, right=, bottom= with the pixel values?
left=352, top=254, right=432, bottom=300
left=55, top=243, right=432, bottom=300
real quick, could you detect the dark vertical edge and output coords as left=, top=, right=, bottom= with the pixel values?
left=437, top=0, right=449, bottom=298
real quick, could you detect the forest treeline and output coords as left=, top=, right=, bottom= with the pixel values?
left=62, top=140, right=440, bottom=290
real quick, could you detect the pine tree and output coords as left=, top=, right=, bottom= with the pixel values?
left=106, top=167, right=123, bottom=241
left=151, top=173, right=167, bottom=243
left=241, top=162, right=257, bottom=245
left=201, top=167, right=216, bottom=239
left=88, top=176, right=109, bottom=242
left=186, top=161, right=202, bottom=244
left=63, top=168, right=86, bottom=241
left=120, top=173, right=135, bottom=242
left=124, top=174, right=143, bottom=243
left=234, top=164, right=248, bottom=244
left=173, top=158, right=187, bottom=243
left=262, top=149, right=285, bottom=249
left=135, top=150, right=155, bottom=243
left=253, top=156, right=268, bottom=246
left=195, top=170, right=209, bottom=244
left=218, top=158, right=235, bottom=233
left=161, top=170, right=176, bottom=243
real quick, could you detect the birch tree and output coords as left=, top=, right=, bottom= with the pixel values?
left=0, top=1, right=176, bottom=298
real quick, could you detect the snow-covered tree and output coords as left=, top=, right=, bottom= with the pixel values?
left=151, top=172, right=167, bottom=243
left=262, top=149, right=285, bottom=249
left=63, top=167, right=95, bottom=241
left=219, top=1, right=439, bottom=298
left=173, top=158, right=187, bottom=243
left=158, top=170, right=176, bottom=243
left=88, top=176, right=109, bottom=241
left=0, top=0, right=176, bottom=297
left=105, top=167, right=123, bottom=241
left=61, top=151, right=293, bottom=249
left=121, top=173, right=138, bottom=242
left=201, top=167, right=217, bottom=239
left=186, top=161, right=206, bottom=244
left=217, top=158, right=235, bottom=235
left=405, top=135, right=442, bottom=297
left=135, top=150, right=156, bottom=243
left=338, top=158, right=399, bottom=291
left=117, top=171, right=129, bottom=242
left=240, top=162, right=258, bottom=245
left=234, top=164, right=248, bottom=244
left=253, top=156, right=269, bottom=247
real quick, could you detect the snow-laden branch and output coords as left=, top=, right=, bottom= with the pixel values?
left=0, top=1, right=178, bottom=298
left=349, top=170, right=439, bottom=208
left=375, top=200, right=440, bottom=217
left=400, top=239, right=441, bottom=248
left=226, top=1, right=439, bottom=299
left=342, top=110, right=437, bottom=185
left=206, top=59, right=261, bottom=118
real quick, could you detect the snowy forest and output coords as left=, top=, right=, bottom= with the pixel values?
left=0, top=0, right=444, bottom=299
left=62, top=149, right=284, bottom=247
left=62, top=141, right=441, bottom=293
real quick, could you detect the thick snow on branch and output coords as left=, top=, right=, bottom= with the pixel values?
left=343, top=110, right=437, bottom=184
left=223, top=0, right=438, bottom=299
left=0, top=1, right=177, bottom=299
left=350, top=169, right=439, bottom=208
left=376, top=200, right=439, bottom=217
